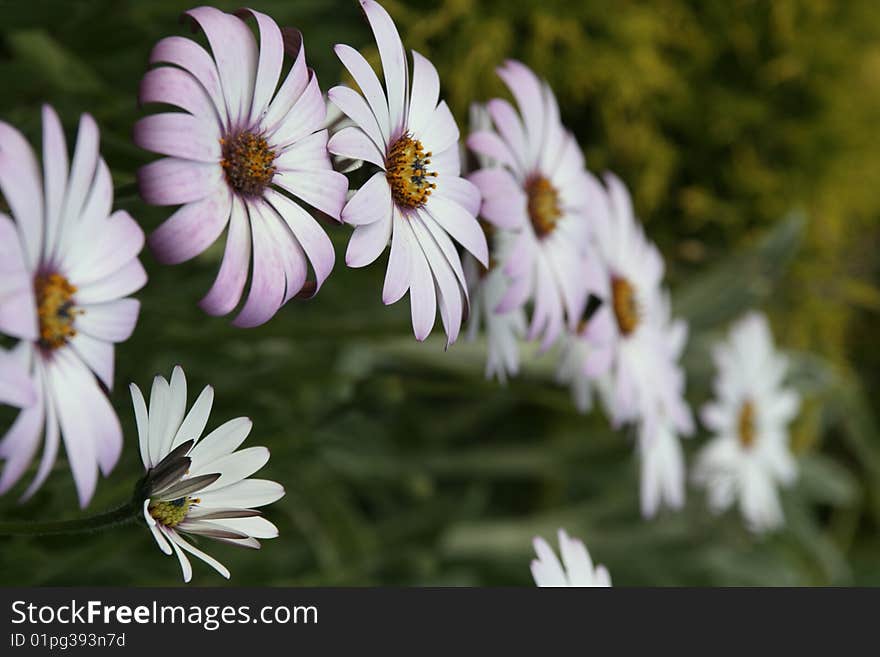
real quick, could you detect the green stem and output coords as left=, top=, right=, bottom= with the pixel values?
left=0, top=499, right=142, bottom=537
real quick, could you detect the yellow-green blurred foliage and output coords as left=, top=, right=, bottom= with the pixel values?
left=388, top=0, right=880, bottom=378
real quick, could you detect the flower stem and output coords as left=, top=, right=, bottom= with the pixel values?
left=0, top=499, right=141, bottom=537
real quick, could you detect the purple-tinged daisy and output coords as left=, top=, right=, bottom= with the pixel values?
left=467, top=60, right=595, bottom=350
left=135, top=7, right=347, bottom=327
left=0, top=106, right=146, bottom=506
left=328, top=0, right=487, bottom=344
left=134, top=366, right=284, bottom=582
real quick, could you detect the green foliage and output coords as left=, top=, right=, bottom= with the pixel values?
left=0, top=0, right=878, bottom=586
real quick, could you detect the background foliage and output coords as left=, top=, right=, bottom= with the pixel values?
left=0, top=0, right=878, bottom=585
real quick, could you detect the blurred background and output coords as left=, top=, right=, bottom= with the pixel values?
left=0, top=0, right=879, bottom=585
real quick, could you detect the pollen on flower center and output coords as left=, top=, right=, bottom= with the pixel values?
left=34, top=273, right=80, bottom=350
left=611, top=276, right=639, bottom=336
left=525, top=175, right=562, bottom=238
left=149, top=496, right=196, bottom=528
left=738, top=400, right=756, bottom=449
left=385, top=133, right=437, bottom=209
left=220, top=131, right=277, bottom=197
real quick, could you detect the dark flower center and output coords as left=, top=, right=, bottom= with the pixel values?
left=35, top=273, right=80, bottom=350
left=738, top=400, right=756, bottom=449
left=525, top=175, right=561, bottom=238
left=220, top=131, right=277, bottom=197
left=611, top=276, right=639, bottom=336
left=386, top=133, right=437, bottom=209
left=149, top=497, right=195, bottom=528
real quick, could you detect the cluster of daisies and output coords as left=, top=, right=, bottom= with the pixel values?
left=0, top=1, right=802, bottom=583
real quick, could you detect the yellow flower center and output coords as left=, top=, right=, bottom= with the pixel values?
left=35, top=273, right=80, bottom=350
left=738, top=400, right=756, bottom=449
left=525, top=175, right=561, bottom=238
left=148, top=497, right=196, bottom=528
left=220, top=131, right=277, bottom=197
left=385, top=133, right=437, bottom=209
left=611, top=276, right=639, bottom=336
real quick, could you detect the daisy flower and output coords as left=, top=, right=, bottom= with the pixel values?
left=588, top=172, right=671, bottom=428
left=693, top=312, right=800, bottom=533
left=531, top=528, right=611, bottom=587
left=638, top=293, right=695, bottom=518
left=0, top=106, right=146, bottom=506
left=133, top=366, right=285, bottom=582
left=327, top=0, right=487, bottom=344
left=135, top=7, right=347, bottom=327
left=467, top=60, right=595, bottom=350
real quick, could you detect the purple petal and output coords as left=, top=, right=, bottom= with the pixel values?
left=199, top=196, right=252, bottom=317
left=408, top=50, right=440, bottom=137
left=70, top=332, right=114, bottom=390
left=149, top=185, right=232, bottom=265
left=419, top=101, right=459, bottom=157
left=345, top=211, right=392, bottom=268
left=466, top=131, right=519, bottom=172
left=140, top=66, right=221, bottom=124
left=407, top=238, right=436, bottom=341
left=133, top=113, right=221, bottom=162
left=265, top=189, right=336, bottom=292
left=0, top=121, right=43, bottom=269
left=327, top=126, right=385, bottom=168
left=273, top=168, right=348, bottom=221
left=137, top=157, right=223, bottom=206
left=360, top=0, right=407, bottom=135
left=382, top=208, right=411, bottom=304
left=184, top=6, right=257, bottom=127
left=261, top=30, right=309, bottom=134
left=232, top=203, right=287, bottom=328
left=63, top=210, right=145, bottom=287
left=269, top=74, right=326, bottom=148
left=0, top=348, right=35, bottom=409
left=425, top=195, right=488, bottom=266
left=236, top=9, right=284, bottom=123
left=487, top=98, right=528, bottom=172
left=341, top=172, right=392, bottom=226
left=334, top=43, right=391, bottom=143
left=74, top=258, right=147, bottom=305
left=0, top=369, right=44, bottom=496
left=149, top=36, right=227, bottom=126
left=328, top=85, right=386, bottom=153
left=497, top=60, right=544, bottom=165
left=76, top=298, right=141, bottom=343
left=41, top=105, right=69, bottom=262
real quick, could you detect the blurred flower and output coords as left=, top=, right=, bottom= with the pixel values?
left=589, top=173, right=670, bottom=428
left=638, top=293, right=695, bottom=518
left=693, top=312, right=800, bottom=533
left=328, top=0, right=487, bottom=344
left=0, top=106, right=145, bottom=506
left=464, top=230, right=526, bottom=383
left=133, top=366, right=284, bottom=582
left=135, top=7, right=346, bottom=327
left=467, top=60, right=596, bottom=350
left=0, top=347, right=34, bottom=409
left=531, top=529, right=611, bottom=587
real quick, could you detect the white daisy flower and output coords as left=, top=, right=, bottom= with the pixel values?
left=531, top=528, right=611, bottom=587
left=0, top=106, right=146, bottom=506
left=328, top=0, right=487, bottom=344
left=693, top=312, right=800, bottom=533
left=589, top=172, right=672, bottom=428
left=132, top=366, right=285, bottom=582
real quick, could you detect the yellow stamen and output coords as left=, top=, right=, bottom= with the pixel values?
left=611, top=276, right=639, bottom=336
left=148, top=497, right=194, bottom=528
left=220, top=131, right=277, bottom=197
left=386, top=133, right=437, bottom=209
left=525, top=175, right=562, bottom=238
left=35, top=273, right=81, bottom=350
